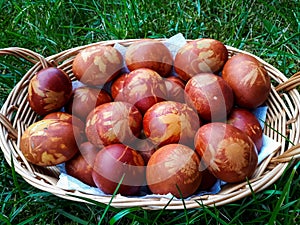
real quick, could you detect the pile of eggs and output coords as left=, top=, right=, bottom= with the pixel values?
left=20, top=38, right=271, bottom=198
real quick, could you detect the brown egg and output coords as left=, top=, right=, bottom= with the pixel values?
left=194, top=122, right=258, bottom=183
left=72, top=45, right=123, bottom=86
left=20, top=119, right=80, bottom=166
left=164, top=76, right=186, bottom=103
left=227, top=108, right=263, bottom=152
left=143, top=101, right=200, bottom=147
left=65, top=142, right=100, bottom=187
left=28, top=67, right=72, bottom=115
left=65, top=86, right=112, bottom=120
left=125, top=39, right=173, bottom=76
left=43, top=111, right=86, bottom=142
left=85, top=101, right=142, bottom=147
left=197, top=168, right=218, bottom=191
left=185, top=73, right=234, bottom=122
left=146, top=144, right=202, bottom=198
left=174, top=38, right=228, bottom=81
left=110, top=73, right=127, bottom=100
left=92, top=144, right=145, bottom=195
left=222, top=53, right=271, bottom=109
left=114, top=68, right=168, bottom=114
left=129, top=138, right=156, bottom=164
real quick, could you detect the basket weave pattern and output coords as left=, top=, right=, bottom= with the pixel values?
left=0, top=39, right=300, bottom=210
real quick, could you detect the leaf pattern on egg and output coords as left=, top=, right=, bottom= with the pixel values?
left=240, top=62, right=267, bottom=87
left=217, top=137, right=250, bottom=172
left=43, top=89, right=67, bottom=111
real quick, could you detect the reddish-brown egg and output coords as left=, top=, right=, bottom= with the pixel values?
left=20, top=119, right=80, bottom=166
left=114, top=68, right=168, bottom=114
left=174, top=38, right=228, bottom=81
left=43, top=111, right=86, bottom=143
left=110, top=73, right=127, bottom=100
left=28, top=67, right=72, bottom=115
left=92, top=144, right=145, bottom=195
left=65, top=142, right=100, bottom=187
left=143, top=101, right=200, bottom=147
left=227, top=108, right=263, bottom=152
left=164, top=76, right=186, bottom=103
left=197, top=168, right=218, bottom=191
left=85, top=101, right=142, bottom=147
left=222, top=53, right=271, bottom=109
left=72, top=45, right=123, bottom=86
left=185, top=73, right=234, bottom=122
left=194, top=122, right=258, bottom=183
left=129, top=138, right=156, bottom=164
left=65, top=86, right=112, bottom=120
left=125, top=39, right=173, bottom=76
left=146, top=144, right=202, bottom=198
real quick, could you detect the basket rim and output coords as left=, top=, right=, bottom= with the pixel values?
left=1, top=38, right=300, bottom=210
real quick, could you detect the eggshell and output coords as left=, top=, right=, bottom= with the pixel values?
left=20, top=119, right=80, bottom=166
left=110, top=73, right=127, bottom=100
left=114, top=68, right=167, bottom=114
left=174, top=38, right=228, bottom=81
left=185, top=73, right=234, bottom=122
left=65, top=86, right=112, bottom=120
left=28, top=67, right=72, bottom=115
left=43, top=111, right=86, bottom=143
left=72, top=45, right=123, bottom=86
left=222, top=53, right=271, bottom=109
left=92, top=144, right=145, bottom=195
left=65, top=142, right=100, bottom=187
left=143, top=101, right=201, bottom=147
left=194, top=122, right=258, bottom=183
left=85, top=101, right=142, bottom=147
left=164, top=76, right=186, bottom=102
left=146, top=143, right=202, bottom=198
left=125, top=39, right=173, bottom=76
left=227, top=108, right=263, bottom=152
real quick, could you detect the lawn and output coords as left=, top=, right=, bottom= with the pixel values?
left=0, top=0, right=299, bottom=224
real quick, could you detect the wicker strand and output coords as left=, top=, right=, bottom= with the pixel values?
left=0, top=47, right=51, bottom=69
left=0, top=113, right=18, bottom=139
left=275, top=72, right=300, bottom=92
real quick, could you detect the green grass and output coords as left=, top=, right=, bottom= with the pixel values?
left=0, top=0, right=299, bottom=224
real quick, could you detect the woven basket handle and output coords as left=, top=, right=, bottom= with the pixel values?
left=0, top=47, right=52, bottom=68
left=275, top=71, right=300, bottom=92
left=271, top=143, right=300, bottom=163
left=0, top=47, right=52, bottom=140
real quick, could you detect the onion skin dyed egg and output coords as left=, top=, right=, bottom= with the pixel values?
left=146, top=143, right=202, bottom=198
left=20, top=119, right=80, bottom=166
left=194, top=122, right=258, bottom=183
left=92, top=144, right=145, bottom=196
left=227, top=108, right=263, bottom=152
left=85, top=101, right=142, bottom=147
left=28, top=67, right=72, bottom=116
left=129, top=138, right=156, bottom=164
left=65, top=142, right=100, bottom=187
left=43, top=111, right=86, bottom=142
left=174, top=38, right=228, bottom=81
left=66, top=86, right=112, bottom=120
left=197, top=168, right=218, bottom=191
left=143, top=101, right=200, bottom=147
left=164, top=76, right=186, bottom=103
left=185, top=73, right=234, bottom=122
left=125, top=39, right=173, bottom=76
left=72, top=45, right=123, bottom=86
left=222, top=53, right=271, bottom=109
left=110, top=73, right=127, bottom=100
left=114, top=68, right=168, bottom=114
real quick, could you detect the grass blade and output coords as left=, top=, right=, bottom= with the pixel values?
left=268, top=161, right=300, bottom=224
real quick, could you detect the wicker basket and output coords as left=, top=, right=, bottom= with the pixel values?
left=0, top=39, right=300, bottom=210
